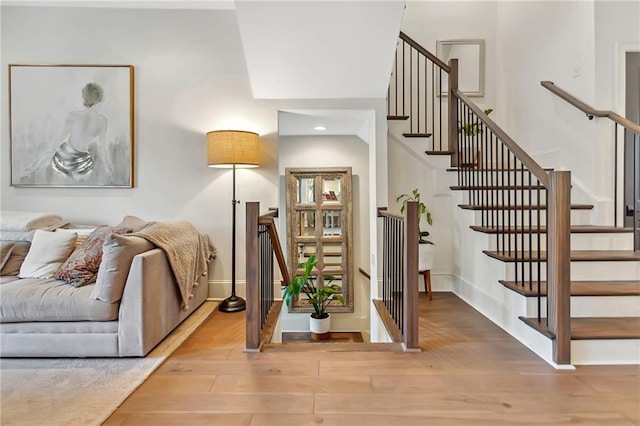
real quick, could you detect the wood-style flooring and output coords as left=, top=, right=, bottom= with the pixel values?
left=105, top=293, right=640, bottom=425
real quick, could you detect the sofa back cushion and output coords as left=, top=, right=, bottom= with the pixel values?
left=1, top=241, right=30, bottom=276
left=91, top=234, right=154, bottom=303
left=55, top=226, right=130, bottom=287
left=18, top=230, right=77, bottom=279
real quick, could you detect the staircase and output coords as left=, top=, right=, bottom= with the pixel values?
left=387, top=32, right=640, bottom=365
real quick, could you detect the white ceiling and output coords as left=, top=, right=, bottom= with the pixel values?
left=235, top=0, right=405, bottom=99
left=278, top=110, right=371, bottom=140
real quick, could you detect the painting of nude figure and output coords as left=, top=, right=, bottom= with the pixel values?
left=9, top=65, right=134, bottom=187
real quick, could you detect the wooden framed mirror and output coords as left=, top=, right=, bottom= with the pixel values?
left=285, top=167, right=353, bottom=313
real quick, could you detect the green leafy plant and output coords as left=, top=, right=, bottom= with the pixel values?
left=458, top=108, right=493, bottom=136
left=396, top=188, right=434, bottom=244
left=282, top=254, right=345, bottom=319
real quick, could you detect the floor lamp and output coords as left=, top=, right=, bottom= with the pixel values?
left=206, top=130, right=260, bottom=313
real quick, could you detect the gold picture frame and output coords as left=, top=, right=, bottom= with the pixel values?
left=9, top=64, right=135, bottom=187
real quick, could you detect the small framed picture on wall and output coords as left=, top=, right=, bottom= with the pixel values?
left=8, top=64, right=135, bottom=188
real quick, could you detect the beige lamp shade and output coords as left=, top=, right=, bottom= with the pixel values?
left=206, top=130, right=260, bottom=168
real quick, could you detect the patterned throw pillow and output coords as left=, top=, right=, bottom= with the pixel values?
left=55, top=226, right=130, bottom=287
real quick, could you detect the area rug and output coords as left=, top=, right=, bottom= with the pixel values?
left=0, top=301, right=218, bottom=426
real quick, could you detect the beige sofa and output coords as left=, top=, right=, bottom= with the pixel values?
left=0, top=212, right=214, bottom=358
left=0, top=248, right=208, bottom=358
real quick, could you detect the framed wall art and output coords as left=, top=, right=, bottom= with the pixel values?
left=9, top=64, right=134, bottom=187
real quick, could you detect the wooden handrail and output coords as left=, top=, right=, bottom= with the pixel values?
left=399, top=31, right=451, bottom=73
left=260, top=215, right=291, bottom=286
left=377, top=207, right=403, bottom=220
left=358, top=267, right=371, bottom=280
left=541, top=81, right=640, bottom=135
left=455, top=89, right=550, bottom=187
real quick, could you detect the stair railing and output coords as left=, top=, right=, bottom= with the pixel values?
left=541, top=81, right=640, bottom=251
left=453, top=89, right=572, bottom=364
left=388, top=32, right=572, bottom=364
left=388, top=32, right=454, bottom=154
left=376, top=203, right=419, bottom=351
left=245, top=202, right=290, bottom=352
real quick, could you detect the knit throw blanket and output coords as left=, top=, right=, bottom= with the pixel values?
left=133, top=222, right=216, bottom=310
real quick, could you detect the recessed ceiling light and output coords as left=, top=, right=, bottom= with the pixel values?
left=313, top=126, right=327, bottom=131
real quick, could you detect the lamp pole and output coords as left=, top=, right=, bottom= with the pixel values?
left=219, top=163, right=246, bottom=312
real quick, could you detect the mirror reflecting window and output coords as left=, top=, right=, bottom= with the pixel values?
left=297, top=178, right=315, bottom=204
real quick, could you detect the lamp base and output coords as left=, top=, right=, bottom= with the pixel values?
left=218, top=294, right=246, bottom=313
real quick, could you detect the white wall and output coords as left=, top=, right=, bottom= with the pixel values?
left=403, top=1, right=497, bottom=111
left=0, top=6, right=390, bottom=302
left=496, top=2, right=602, bottom=213
left=277, top=135, right=370, bottom=333
left=0, top=7, right=280, bottom=298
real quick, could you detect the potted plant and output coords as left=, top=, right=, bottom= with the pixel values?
left=396, top=188, right=434, bottom=272
left=282, top=254, right=345, bottom=340
left=458, top=108, right=493, bottom=168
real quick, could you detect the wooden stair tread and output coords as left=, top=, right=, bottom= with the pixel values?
left=483, top=250, right=640, bottom=262
left=262, top=342, right=404, bottom=353
left=425, top=150, right=455, bottom=155
left=403, top=132, right=432, bottom=138
left=447, top=167, right=554, bottom=172
left=387, top=115, right=410, bottom=120
left=459, top=204, right=593, bottom=211
left=451, top=184, right=545, bottom=190
left=471, top=225, right=633, bottom=234
left=500, top=280, right=640, bottom=297
left=520, top=317, right=640, bottom=340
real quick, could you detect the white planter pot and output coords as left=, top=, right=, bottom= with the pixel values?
left=418, top=243, right=435, bottom=271
left=310, top=314, right=330, bottom=334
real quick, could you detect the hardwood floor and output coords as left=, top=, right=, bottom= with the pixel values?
left=105, top=293, right=640, bottom=425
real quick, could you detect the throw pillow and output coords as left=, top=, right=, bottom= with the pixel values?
left=117, top=215, right=155, bottom=232
left=18, top=230, right=77, bottom=279
left=55, top=226, right=130, bottom=287
left=92, top=234, right=154, bottom=302
left=1, top=241, right=30, bottom=276
left=0, top=241, right=15, bottom=270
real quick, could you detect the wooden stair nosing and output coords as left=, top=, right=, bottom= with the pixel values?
left=520, top=316, right=640, bottom=340
left=459, top=204, right=593, bottom=211
left=451, top=184, right=546, bottom=190
left=262, top=342, right=404, bottom=352
left=483, top=250, right=640, bottom=262
left=387, top=115, right=410, bottom=120
left=447, top=167, right=555, bottom=172
left=425, top=150, right=455, bottom=155
left=471, top=225, right=633, bottom=235
left=402, top=132, right=433, bottom=138
left=500, top=280, right=640, bottom=297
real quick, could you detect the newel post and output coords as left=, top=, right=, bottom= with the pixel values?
left=403, top=201, right=419, bottom=351
left=547, top=171, right=571, bottom=365
left=448, top=58, right=459, bottom=167
left=245, top=201, right=260, bottom=351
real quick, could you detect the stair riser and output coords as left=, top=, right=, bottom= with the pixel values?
left=484, top=233, right=634, bottom=251
left=454, top=172, right=547, bottom=187
left=471, top=209, right=592, bottom=226
left=571, top=340, right=640, bottom=365
left=459, top=190, right=547, bottom=205
left=502, top=261, right=640, bottom=282
left=526, top=296, right=640, bottom=318
left=571, top=261, right=640, bottom=282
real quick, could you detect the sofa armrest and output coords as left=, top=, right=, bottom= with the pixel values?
left=118, top=248, right=197, bottom=356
